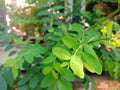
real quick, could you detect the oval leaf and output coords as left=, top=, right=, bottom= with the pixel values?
left=83, top=62, right=95, bottom=73
left=52, top=70, right=58, bottom=79
left=57, top=80, right=73, bottom=90
left=9, top=50, right=17, bottom=56
left=43, top=66, right=52, bottom=75
left=70, top=56, right=84, bottom=78
left=0, top=76, right=7, bottom=90
left=43, top=55, right=55, bottom=64
left=63, top=35, right=78, bottom=49
left=5, top=45, right=14, bottom=51
left=12, top=67, right=18, bottom=78
left=24, top=54, right=34, bottom=64
left=14, top=58, right=24, bottom=69
left=18, top=85, right=29, bottom=90
left=82, top=52, right=102, bottom=74
left=52, top=47, right=71, bottom=60
left=18, top=74, right=32, bottom=86
left=40, top=74, right=56, bottom=88
left=60, top=62, right=69, bottom=67
left=62, top=69, right=74, bottom=81
left=52, top=5, right=64, bottom=10
left=40, top=17, right=51, bottom=24
left=4, top=58, right=16, bottom=67
left=70, top=23, right=84, bottom=32
left=29, top=75, right=38, bottom=88
left=83, top=44, right=98, bottom=60
left=3, top=68, right=14, bottom=84
left=37, top=10, right=50, bottom=16
left=53, top=62, right=64, bottom=74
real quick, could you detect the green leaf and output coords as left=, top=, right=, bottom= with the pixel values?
left=70, top=56, right=84, bottom=78
left=29, top=75, right=38, bottom=88
left=0, top=41, right=9, bottom=47
left=47, top=84, right=57, bottom=90
left=32, top=44, right=47, bottom=55
left=24, top=39, right=30, bottom=45
left=106, top=21, right=113, bottom=30
left=5, top=45, right=14, bottom=51
left=34, top=85, right=43, bottom=90
left=85, top=81, right=89, bottom=90
left=52, top=70, right=58, bottom=79
left=43, top=55, right=55, bottom=64
left=12, top=67, right=18, bottom=78
left=0, top=76, right=7, bottom=90
left=40, top=17, right=51, bottom=24
left=48, top=28, right=54, bottom=33
left=82, top=52, right=102, bottom=74
left=53, top=62, right=64, bottom=74
left=18, top=74, right=32, bottom=86
left=43, top=66, right=52, bottom=75
left=36, top=3, right=49, bottom=8
left=52, top=47, right=71, bottom=60
left=13, top=36, right=23, bottom=44
left=60, top=62, right=69, bottom=67
left=83, top=62, right=95, bottom=73
left=62, top=69, right=74, bottom=81
left=63, top=35, right=78, bottom=49
left=27, top=66, right=40, bottom=74
left=57, top=80, right=72, bottom=90
left=83, top=44, right=98, bottom=60
left=43, top=33, right=59, bottom=41
left=40, top=74, right=56, bottom=88
left=9, top=50, right=17, bottom=56
left=70, top=23, right=84, bottom=33
left=37, top=10, right=50, bottom=16
left=54, top=21, right=63, bottom=26
left=18, top=43, right=46, bottom=56
left=4, top=58, right=16, bottom=67
left=18, top=85, right=29, bottom=90
left=61, top=24, right=66, bottom=32
left=3, top=68, right=14, bottom=84
left=106, top=21, right=113, bottom=37
left=14, top=58, right=24, bottom=69
left=42, top=25, right=52, bottom=31
left=24, top=54, right=34, bottom=63
left=52, top=5, right=64, bottom=10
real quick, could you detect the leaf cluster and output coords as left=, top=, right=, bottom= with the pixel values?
left=1, top=0, right=120, bottom=90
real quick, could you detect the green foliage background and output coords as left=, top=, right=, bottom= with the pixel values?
left=0, top=0, right=120, bottom=90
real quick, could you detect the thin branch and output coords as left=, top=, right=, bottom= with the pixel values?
left=86, top=8, right=120, bottom=31
left=88, top=38, right=110, bottom=44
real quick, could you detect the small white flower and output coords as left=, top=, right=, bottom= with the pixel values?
left=48, top=1, right=54, bottom=6
left=57, top=11, right=59, bottom=13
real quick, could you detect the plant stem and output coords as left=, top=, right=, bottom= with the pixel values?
left=86, top=8, right=120, bottom=31
left=88, top=38, right=110, bottom=44
left=73, top=8, right=120, bottom=56
left=73, top=29, right=86, bottom=56
left=73, top=45, right=81, bottom=56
